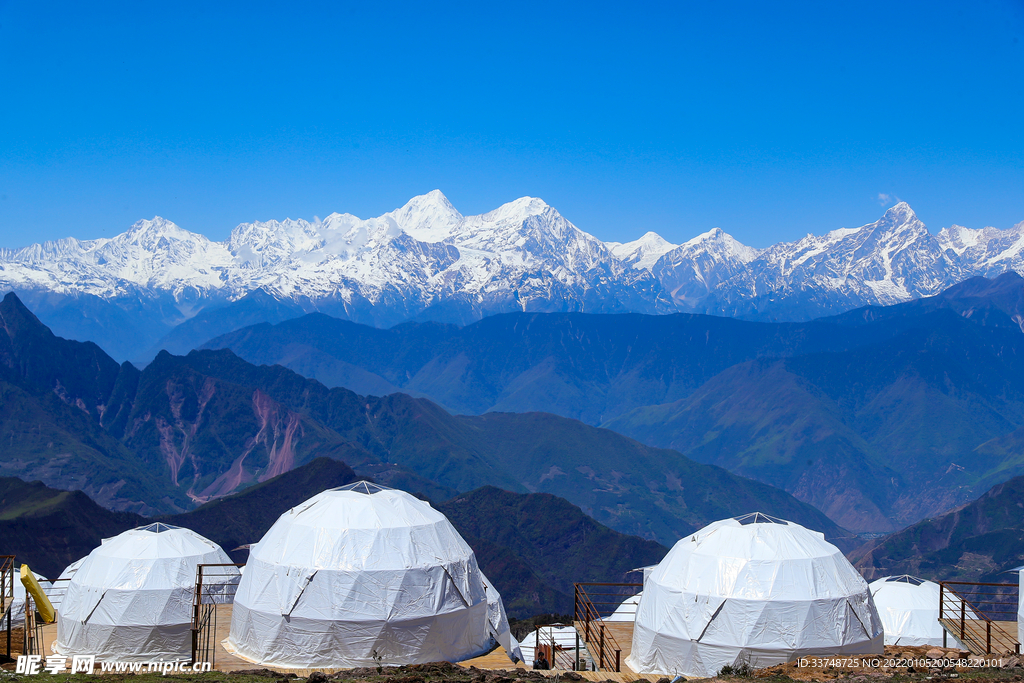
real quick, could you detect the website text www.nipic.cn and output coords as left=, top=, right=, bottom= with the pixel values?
left=15, top=655, right=212, bottom=675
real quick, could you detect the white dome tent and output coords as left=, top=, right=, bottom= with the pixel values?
left=226, top=481, right=521, bottom=668
left=627, top=513, right=883, bottom=677
left=604, top=592, right=642, bottom=622
left=518, top=625, right=580, bottom=668
left=870, top=575, right=971, bottom=647
left=55, top=523, right=240, bottom=662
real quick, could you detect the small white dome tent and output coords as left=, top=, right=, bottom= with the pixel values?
left=518, top=625, right=580, bottom=667
left=226, top=481, right=521, bottom=668
left=604, top=592, right=642, bottom=622
left=8, top=570, right=52, bottom=626
left=55, top=523, right=240, bottom=662
left=870, top=575, right=971, bottom=647
left=627, top=513, right=883, bottom=677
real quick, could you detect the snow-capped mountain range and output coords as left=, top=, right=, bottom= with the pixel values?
left=2, top=190, right=1022, bottom=360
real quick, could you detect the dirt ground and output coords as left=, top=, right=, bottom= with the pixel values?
left=752, top=645, right=1022, bottom=682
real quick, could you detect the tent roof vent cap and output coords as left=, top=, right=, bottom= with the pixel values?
left=334, top=481, right=392, bottom=495
left=136, top=522, right=181, bottom=533
left=885, top=575, right=925, bottom=586
left=733, top=512, right=789, bottom=525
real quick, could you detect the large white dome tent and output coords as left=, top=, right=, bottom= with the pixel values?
left=870, top=575, right=971, bottom=647
left=627, top=512, right=883, bottom=677
left=54, top=523, right=240, bottom=662
left=226, top=481, right=521, bottom=668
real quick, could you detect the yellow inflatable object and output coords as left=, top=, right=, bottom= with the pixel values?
left=20, top=564, right=55, bottom=624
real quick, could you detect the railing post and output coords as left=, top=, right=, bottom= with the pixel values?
left=615, top=649, right=621, bottom=672
left=961, top=599, right=965, bottom=641
left=23, top=596, right=30, bottom=656
left=600, top=623, right=605, bottom=671
left=987, top=620, right=991, bottom=654
left=584, top=591, right=591, bottom=644
left=192, top=565, right=205, bottom=663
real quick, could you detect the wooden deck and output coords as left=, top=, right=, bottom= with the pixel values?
left=938, top=618, right=1019, bottom=655
left=572, top=620, right=641, bottom=674
left=459, top=646, right=521, bottom=669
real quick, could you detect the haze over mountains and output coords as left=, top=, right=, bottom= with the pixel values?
left=2, top=191, right=1022, bottom=361
left=206, top=273, right=1024, bottom=534
left=850, top=474, right=1024, bottom=584
left=0, top=291, right=846, bottom=550
left=5, top=190, right=1024, bottom=554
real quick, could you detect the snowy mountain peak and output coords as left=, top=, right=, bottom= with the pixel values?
left=122, top=216, right=206, bottom=245
left=481, top=196, right=553, bottom=224
left=608, top=232, right=679, bottom=271
left=2, top=192, right=1023, bottom=361
left=678, top=227, right=759, bottom=262
left=886, top=201, right=917, bottom=221
left=876, top=202, right=926, bottom=235
left=389, top=190, right=463, bottom=242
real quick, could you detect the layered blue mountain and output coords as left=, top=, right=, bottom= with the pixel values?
left=850, top=474, right=1024, bottom=584
left=0, top=291, right=846, bottom=550
left=205, top=273, right=1024, bottom=534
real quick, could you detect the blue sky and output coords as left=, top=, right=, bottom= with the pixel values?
left=0, top=0, right=1021, bottom=248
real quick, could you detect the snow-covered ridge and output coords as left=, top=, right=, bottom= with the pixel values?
left=0, top=191, right=640, bottom=314
left=1, top=192, right=1022, bottom=330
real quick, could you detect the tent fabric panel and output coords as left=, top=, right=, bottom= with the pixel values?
left=55, top=622, right=192, bottom=662
left=228, top=600, right=493, bottom=668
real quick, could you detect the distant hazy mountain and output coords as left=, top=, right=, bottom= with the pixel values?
left=0, top=291, right=847, bottom=548
left=437, top=486, right=667, bottom=616
left=1, top=192, right=1020, bottom=361
left=0, top=458, right=666, bottom=617
left=203, top=306, right=912, bottom=423
left=605, top=309, right=1024, bottom=534
left=606, top=273, right=1024, bottom=534
left=850, top=475, right=1024, bottom=583
left=0, top=477, right=146, bottom=579
left=207, top=273, right=1024, bottom=534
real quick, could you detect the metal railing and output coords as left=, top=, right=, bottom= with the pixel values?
left=531, top=623, right=579, bottom=671
left=938, top=581, right=1019, bottom=655
left=190, top=563, right=244, bottom=666
left=1, top=555, right=15, bottom=659
left=573, top=582, right=642, bottom=672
